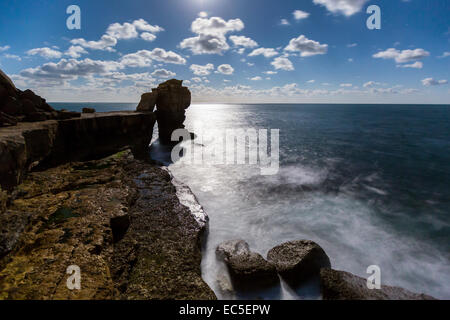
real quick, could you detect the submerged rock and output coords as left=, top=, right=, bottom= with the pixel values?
left=137, top=79, right=191, bottom=144
left=320, top=268, right=436, bottom=300
left=267, top=240, right=331, bottom=286
left=216, top=240, right=279, bottom=289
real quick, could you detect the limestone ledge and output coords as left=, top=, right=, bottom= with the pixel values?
left=0, top=111, right=156, bottom=191
left=0, top=150, right=216, bottom=300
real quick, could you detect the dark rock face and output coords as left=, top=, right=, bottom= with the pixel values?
left=0, top=69, right=80, bottom=127
left=216, top=240, right=279, bottom=289
left=137, top=79, right=191, bottom=144
left=267, top=240, right=331, bottom=286
left=0, top=111, right=156, bottom=191
left=320, top=268, right=436, bottom=300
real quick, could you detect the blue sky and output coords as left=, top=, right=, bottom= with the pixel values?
left=0, top=0, right=449, bottom=103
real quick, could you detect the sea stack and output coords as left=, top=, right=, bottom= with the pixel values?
left=137, top=79, right=191, bottom=144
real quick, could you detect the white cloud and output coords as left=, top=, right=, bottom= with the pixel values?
left=250, top=76, right=262, bottom=81
left=149, top=48, right=186, bottom=64
left=293, top=10, right=310, bottom=20
left=216, top=64, right=234, bottom=75
left=271, top=57, right=294, bottom=71
left=151, top=69, right=176, bottom=78
left=313, top=0, right=369, bottom=16
left=248, top=48, right=278, bottom=58
left=191, top=16, right=244, bottom=36
left=180, top=34, right=230, bottom=55
left=3, top=54, right=21, bottom=61
left=198, top=11, right=208, bottom=18
left=229, top=35, right=258, bottom=48
left=132, top=19, right=164, bottom=33
left=106, top=22, right=139, bottom=39
left=65, top=45, right=88, bottom=58
left=190, top=63, right=215, bottom=75
left=363, top=81, right=381, bottom=88
left=307, top=80, right=315, bottom=83
left=421, top=78, right=448, bottom=86
left=20, top=58, right=123, bottom=81
left=340, top=83, right=353, bottom=87
left=438, top=52, right=450, bottom=58
left=71, top=35, right=117, bottom=51
left=120, top=48, right=186, bottom=68
left=119, top=52, right=152, bottom=68
left=27, top=47, right=62, bottom=59
left=180, top=16, right=244, bottom=55
left=373, top=48, right=430, bottom=63
left=263, top=71, right=277, bottom=75
left=106, top=19, right=163, bottom=40
left=285, top=35, right=328, bottom=57
left=347, top=43, right=358, bottom=48
left=280, top=19, right=290, bottom=26
left=0, top=45, right=10, bottom=52
left=140, top=32, right=157, bottom=42
left=192, top=77, right=202, bottom=83
left=397, top=61, right=423, bottom=69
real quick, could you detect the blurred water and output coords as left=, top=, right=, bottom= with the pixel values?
left=167, top=104, right=450, bottom=300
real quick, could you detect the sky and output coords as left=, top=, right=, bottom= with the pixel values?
left=0, top=0, right=449, bottom=103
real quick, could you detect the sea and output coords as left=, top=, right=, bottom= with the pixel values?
left=51, top=102, right=450, bottom=299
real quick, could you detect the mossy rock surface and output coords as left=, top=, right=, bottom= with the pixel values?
left=0, top=149, right=215, bottom=300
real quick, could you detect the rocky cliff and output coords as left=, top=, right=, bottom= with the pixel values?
left=0, top=69, right=80, bottom=127
left=0, top=73, right=215, bottom=300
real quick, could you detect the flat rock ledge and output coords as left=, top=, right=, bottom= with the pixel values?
left=320, top=268, right=436, bottom=300
left=0, top=111, right=156, bottom=191
left=216, top=240, right=279, bottom=290
left=0, top=150, right=216, bottom=300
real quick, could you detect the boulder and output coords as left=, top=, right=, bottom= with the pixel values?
left=82, top=107, right=96, bottom=114
left=320, top=268, right=436, bottom=300
left=216, top=240, right=278, bottom=289
left=267, top=240, right=331, bottom=286
left=136, top=91, right=158, bottom=112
